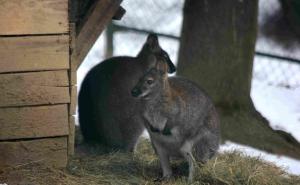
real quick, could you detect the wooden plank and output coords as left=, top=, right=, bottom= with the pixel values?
left=0, top=0, right=68, bottom=35
left=68, top=116, right=75, bottom=156
left=0, top=137, right=68, bottom=168
left=0, top=71, right=70, bottom=107
left=0, top=105, right=69, bottom=140
left=69, top=86, right=77, bottom=116
left=75, top=0, right=122, bottom=67
left=0, top=35, right=69, bottom=73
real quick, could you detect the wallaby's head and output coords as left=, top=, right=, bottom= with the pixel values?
left=137, top=34, right=176, bottom=74
left=131, top=60, right=168, bottom=99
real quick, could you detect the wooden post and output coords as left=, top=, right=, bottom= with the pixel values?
left=68, top=23, right=77, bottom=156
left=105, top=23, right=114, bottom=58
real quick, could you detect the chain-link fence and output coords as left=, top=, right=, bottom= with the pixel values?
left=110, top=0, right=300, bottom=89
left=254, top=0, right=300, bottom=88
left=78, top=0, right=300, bottom=90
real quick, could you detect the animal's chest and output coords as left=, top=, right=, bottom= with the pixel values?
left=149, top=128, right=183, bottom=157
left=143, top=108, right=167, bottom=131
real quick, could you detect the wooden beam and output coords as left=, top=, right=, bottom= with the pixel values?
left=75, top=0, right=123, bottom=68
left=69, top=86, right=77, bottom=116
left=68, top=116, right=76, bottom=156
left=70, top=23, right=77, bottom=86
left=69, top=23, right=77, bottom=156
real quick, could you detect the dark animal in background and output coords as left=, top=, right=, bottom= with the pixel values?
left=131, top=59, right=220, bottom=182
left=78, top=34, right=176, bottom=151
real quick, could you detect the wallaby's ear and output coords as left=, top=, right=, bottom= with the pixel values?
left=155, top=60, right=168, bottom=75
left=161, top=50, right=176, bottom=74
left=146, top=34, right=160, bottom=52
left=166, top=58, right=176, bottom=73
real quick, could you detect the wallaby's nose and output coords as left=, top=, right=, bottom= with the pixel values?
left=131, top=88, right=141, bottom=97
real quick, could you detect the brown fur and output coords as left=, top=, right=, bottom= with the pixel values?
left=78, top=34, right=176, bottom=151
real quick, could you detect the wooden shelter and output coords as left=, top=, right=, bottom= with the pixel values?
left=0, top=0, right=124, bottom=168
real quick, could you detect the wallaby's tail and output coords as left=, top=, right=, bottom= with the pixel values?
left=78, top=75, right=102, bottom=143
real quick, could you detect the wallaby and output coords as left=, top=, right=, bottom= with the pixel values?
left=78, top=34, right=176, bottom=151
left=131, top=60, right=220, bottom=182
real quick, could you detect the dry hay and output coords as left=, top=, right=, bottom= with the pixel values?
left=1, top=131, right=300, bottom=185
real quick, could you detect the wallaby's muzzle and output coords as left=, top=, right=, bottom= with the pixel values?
left=131, top=88, right=142, bottom=97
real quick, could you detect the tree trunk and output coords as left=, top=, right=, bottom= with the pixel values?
left=177, top=0, right=300, bottom=159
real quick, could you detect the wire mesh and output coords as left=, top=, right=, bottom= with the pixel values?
left=79, top=0, right=300, bottom=90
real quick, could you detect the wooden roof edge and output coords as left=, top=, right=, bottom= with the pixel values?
left=74, top=0, right=124, bottom=68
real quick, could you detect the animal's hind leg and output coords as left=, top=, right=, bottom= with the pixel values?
left=120, top=118, right=145, bottom=152
left=186, top=152, right=196, bottom=183
left=193, top=134, right=219, bottom=163
left=124, top=132, right=143, bottom=152
left=180, top=141, right=196, bottom=183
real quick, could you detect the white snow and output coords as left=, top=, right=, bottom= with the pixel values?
left=251, top=80, right=300, bottom=142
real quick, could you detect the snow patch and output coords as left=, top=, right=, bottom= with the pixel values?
left=220, top=141, right=300, bottom=175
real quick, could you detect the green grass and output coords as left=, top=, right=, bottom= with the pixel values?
left=1, top=137, right=300, bottom=185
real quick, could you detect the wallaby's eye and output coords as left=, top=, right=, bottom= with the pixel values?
left=147, top=79, right=154, bottom=85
